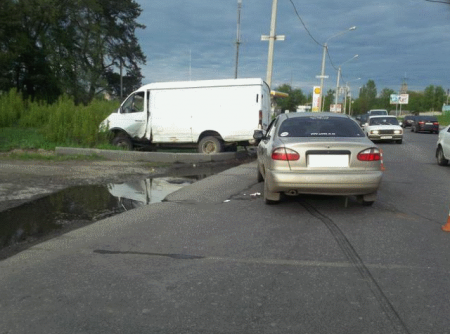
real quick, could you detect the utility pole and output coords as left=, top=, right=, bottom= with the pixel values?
left=316, top=26, right=356, bottom=112
left=120, top=59, right=123, bottom=99
left=261, top=0, right=285, bottom=88
left=317, top=43, right=328, bottom=111
left=234, top=0, right=242, bottom=79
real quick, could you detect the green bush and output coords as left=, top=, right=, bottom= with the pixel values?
left=0, top=89, right=26, bottom=127
left=43, top=96, right=117, bottom=147
left=1, top=89, right=119, bottom=149
left=438, top=113, right=450, bottom=126
left=19, top=99, right=53, bottom=128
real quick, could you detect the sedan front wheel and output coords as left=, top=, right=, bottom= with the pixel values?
left=437, top=147, right=449, bottom=166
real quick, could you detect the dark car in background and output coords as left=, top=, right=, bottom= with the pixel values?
left=356, top=114, right=369, bottom=128
left=401, top=115, right=415, bottom=128
left=411, top=116, right=439, bottom=133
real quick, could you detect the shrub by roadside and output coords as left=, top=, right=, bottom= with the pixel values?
left=0, top=89, right=119, bottom=150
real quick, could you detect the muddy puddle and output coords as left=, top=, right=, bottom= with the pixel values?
left=0, top=163, right=236, bottom=259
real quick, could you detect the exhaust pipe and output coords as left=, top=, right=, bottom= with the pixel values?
left=285, top=190, right=298, bottom=196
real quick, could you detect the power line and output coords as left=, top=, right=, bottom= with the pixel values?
left=288, top=0, right=341, bottom=76
left=287, top=0, right=322, bottom=47
left=425, top=0, right=450, bottom=4
left=326, top=47, right=338, bottom=71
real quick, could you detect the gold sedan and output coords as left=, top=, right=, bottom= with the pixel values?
left=253, top=112, right=383, bottom=206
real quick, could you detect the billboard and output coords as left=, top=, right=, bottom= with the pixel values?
left=330, top=104, right=342, bottom=113
left=312, top=86, right=321, bottom=112
left=390, top=94, right=409, bottom=104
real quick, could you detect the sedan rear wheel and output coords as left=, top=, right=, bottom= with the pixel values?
left=357, top=192, right=376, bottom=206
left=357, top=195, right=375, bottom=206
left=437, top=147, right=449, bottom=166
left=264, top=180, right=280, bottom=204
left=257, top=162, right=264, bottom=183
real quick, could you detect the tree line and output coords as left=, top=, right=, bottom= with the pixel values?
left=275, top=80, right=448, bottom=115
left=0, top=0, right=146, bottom=105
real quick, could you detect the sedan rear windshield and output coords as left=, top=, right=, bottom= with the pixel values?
left=369, top=110, right=388, bottom=115
left=278, top=116, right=365, bottom=138
left=368, top=117, right=399, bottom=125
left=416, top=116, right=438, bottom=122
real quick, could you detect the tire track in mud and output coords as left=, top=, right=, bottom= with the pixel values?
left=301, top=201, right=411, bottom=334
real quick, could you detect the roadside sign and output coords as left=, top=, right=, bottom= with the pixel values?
left=330, top=104, right=342, bottom=113
left=399, top=94, right=409, bottom=104
left=390, top=94, right=409, bottom=104
left=312, top=86, right=321, bottom=112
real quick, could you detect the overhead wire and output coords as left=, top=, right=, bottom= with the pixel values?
left=288, top=0, right=340, bottom=76
left=287, top=0, right=323, bottom=47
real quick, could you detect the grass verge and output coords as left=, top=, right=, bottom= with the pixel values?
left=0, top=151, right=106, bottom=161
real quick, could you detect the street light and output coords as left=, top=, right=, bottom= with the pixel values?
left=318, top=26, right=356, bottom=112
left=335, top=54, right=358, bottom=106
left=343, top=78, right=361, bottom=114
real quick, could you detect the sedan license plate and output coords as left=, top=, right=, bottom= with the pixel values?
left=380, top=136, right=392, bottom=139
left=426, top=122, right=433, bottom=125
left=308, top=154, right=349, bottom=168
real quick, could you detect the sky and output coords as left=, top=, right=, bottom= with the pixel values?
left=133, top=0, right=450, bottom=97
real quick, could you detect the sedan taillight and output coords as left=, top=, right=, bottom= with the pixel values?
left=433, top=122, right=439, bottom=126
left=357, top=148, right=381, bottom=161
left=271, top=148, right=300, bottom=161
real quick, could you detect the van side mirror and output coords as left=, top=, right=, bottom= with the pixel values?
left=253, top=130, right=265, bottom=141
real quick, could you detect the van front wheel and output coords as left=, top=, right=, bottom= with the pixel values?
left=112, top=135, right=133, bottom=150
left=198, top=136, right=223, bottom=154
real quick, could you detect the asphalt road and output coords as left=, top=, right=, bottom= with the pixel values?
left=1, top=130, right=449, bottom=334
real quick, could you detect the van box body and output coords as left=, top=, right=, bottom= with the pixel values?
left=101, top=78, right=271, bottom=151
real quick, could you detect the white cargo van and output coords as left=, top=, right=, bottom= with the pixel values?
left=100, top=78, right=271, bottom=153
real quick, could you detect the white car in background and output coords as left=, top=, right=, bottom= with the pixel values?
left=436, top=125, right=450, bottom=166
left=364, top=115, right=403, bottom=144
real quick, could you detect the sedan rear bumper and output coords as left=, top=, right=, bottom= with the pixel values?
left=266, top=169, right=383, bottom=196
left=416, top=126, right=439, bottom=132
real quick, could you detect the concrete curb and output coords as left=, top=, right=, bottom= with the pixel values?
left=55, top=147, right=253, bottom=163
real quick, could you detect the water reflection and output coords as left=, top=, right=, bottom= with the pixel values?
left=0, top=176, right=194, bottom=253
left=107, top=177, right=194, bottom=210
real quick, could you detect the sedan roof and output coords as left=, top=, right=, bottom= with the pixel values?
left=283, top=112, right=353, bottom=119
